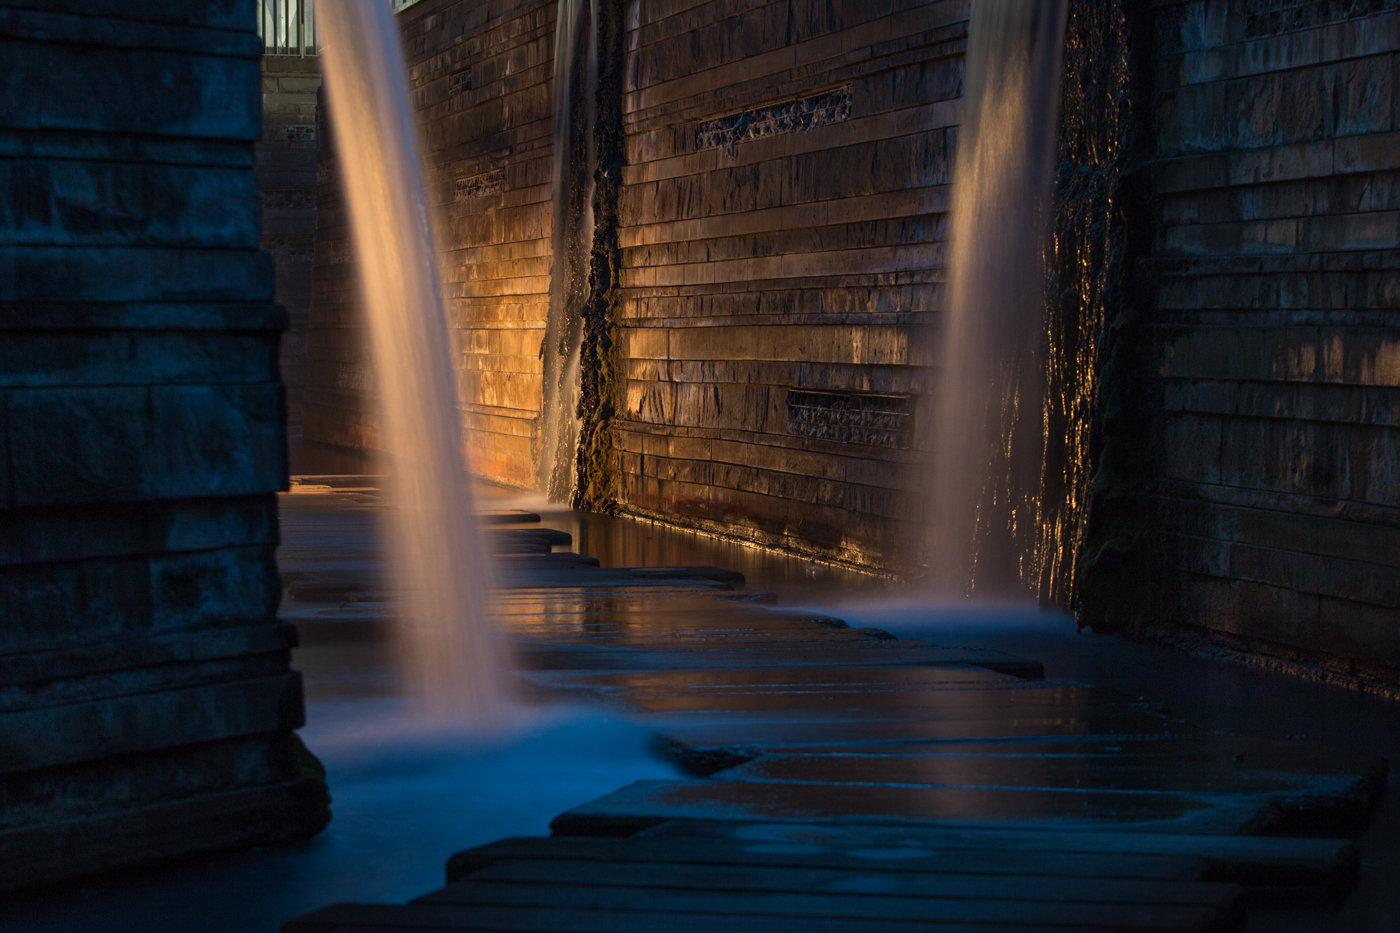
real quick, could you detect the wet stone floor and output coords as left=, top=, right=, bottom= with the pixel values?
left=1, top=472, right=1398, bottom=932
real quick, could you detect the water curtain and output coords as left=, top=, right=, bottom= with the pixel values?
left=932, top=0, right=1068, bottom=595
left=316, top=0, right=507, bottom=721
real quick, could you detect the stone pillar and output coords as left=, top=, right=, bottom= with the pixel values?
left=0, top=0, right=329, bottom=891
left=1081, top=0, right=1400, bottom=686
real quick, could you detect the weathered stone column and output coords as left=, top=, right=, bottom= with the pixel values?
left=0, top=0, right=329, bottom=890
left=1078, top=0, right=1400, bottom=690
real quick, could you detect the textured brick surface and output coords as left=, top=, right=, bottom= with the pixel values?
left=0, top=0, right=327, bottom=891
left=257, top=54, right=320, bottom=424
left=305, top=0, right=1398, bottom=676
left=308, top=0, right=554, bottom=481
left=308, top=0, right=960, bottom=566
left=1108, top=0, right=1400, bottom=677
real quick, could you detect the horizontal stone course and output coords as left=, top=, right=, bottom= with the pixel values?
left=3, top=1, right=257, bottom=31
left=0, top=39, right=259, bottom=139
left=0, top=773, right=328, bottom=894
left=1163, top=411, right=1400, bottom=505
left=0, top=332, right=279, bottom=388
left=0, top=669, right=301, bottom=774
left=2, top=383, right=284, bottom=507
left=0, top=1, right=325, bottom=885
left=0, top=732, right=299, bottom=829
left=2, top=543, right=282, bottom=652
left=0, top=10, right=261, bottom=61
left=1159, top=10, right=1400, bottom=87
left=1133, top=0, right=1400, bottom=676
left=0, top=495, right=278, bottom=566
left=0, top=246, right=273, bottom=302
left=0, top=159, right=260, bottom=247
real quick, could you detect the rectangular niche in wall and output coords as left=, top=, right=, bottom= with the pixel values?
left=786, top=389, right=913, bottom=449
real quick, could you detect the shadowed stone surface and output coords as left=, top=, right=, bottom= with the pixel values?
left=1079, top=0, right=1400, bottom=687
left=257, top=53, right=320, bottom=426
left=0, top=0, right=327, bottom=893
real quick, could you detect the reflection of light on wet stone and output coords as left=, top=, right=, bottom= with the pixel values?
left=847, top=847, right=933, bottom=860
left=743, top=843, right=829, bottom=855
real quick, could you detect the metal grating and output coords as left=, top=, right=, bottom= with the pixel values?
left=258, top=0, right=316, bottom=56
left=257, top=0, right=426, bottom=55
left=786, top=389, right=913, bottom=449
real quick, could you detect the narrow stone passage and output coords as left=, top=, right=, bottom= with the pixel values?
left=279, top=480, right=1384, bottom=933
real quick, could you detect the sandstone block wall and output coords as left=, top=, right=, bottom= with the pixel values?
left=258, top=54, right=321, bottom=426
left=307, top=0, right=553, bottom=482
left=1108, top=0, right=1400, bottom=677
left=309, top=0, right=961, bottom=565
left=305, top=0, right=1398, bottom=678
left=611, top=0, right=961, bottom=565
left=0, top=0, right=328, bottom=890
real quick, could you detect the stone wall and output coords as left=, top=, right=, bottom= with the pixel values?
left=1082, top=0, right=1400, bottom=682
left=0, top=0, right=328, bottom=890
left=306, top=0, right=1399, bottom=678
left=306, top=0, right=553, bottom=482
left=308, top=0, right=961, bottom=565
left=607, top=0, right=960, bottom=566
left=258, top=54, right=321, bottom=426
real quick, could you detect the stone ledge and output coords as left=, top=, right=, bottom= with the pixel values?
left=0, top=129, right=254, bottom=168
left=0, top=42, right=259, bottom=140
left=0, top=774, right=329, bottom=894
left=0, top=495, right=278, bottom=565
left=0, top=7, right=261, bottom=58
left=0, top=622, right=296, bottom=685
left=0, top=301, right=287, bottom=331
left=0, top=247, right=272, bottom=302
left=0, top=672, right=304, bottom=773
left=3, top=1, right=255, bottom=31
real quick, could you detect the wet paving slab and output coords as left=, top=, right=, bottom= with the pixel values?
left=277, top=482, right=1388, bottom=933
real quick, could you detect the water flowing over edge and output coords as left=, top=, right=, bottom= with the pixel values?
left=540, top=0, right=599, bottom=502
left=315, top=0, right=508, bottom=723
left=928, top=0, right=1068, bottom=597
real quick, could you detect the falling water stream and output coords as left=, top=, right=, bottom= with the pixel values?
left=931, top=0, right=1068, bottom=596
left=315, top=0, right=507, bottom=722
left=540, top=0, right=599, bottom=501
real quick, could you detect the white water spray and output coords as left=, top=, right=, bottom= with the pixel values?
left=930, top=0, right=1067, bottom=595
left=315, top=0, right=507, bottom=721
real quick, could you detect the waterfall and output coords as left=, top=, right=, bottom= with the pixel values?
left=315, top=0, right=507, bottom=721
left=540, top=0, right=599, bottom=502
left=1035, top=0, right=1132, bottom=610
left=930, top=0, right=1068, bottom=595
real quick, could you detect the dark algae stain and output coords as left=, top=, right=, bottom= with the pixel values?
left=573, top=0, right=626, bottom=512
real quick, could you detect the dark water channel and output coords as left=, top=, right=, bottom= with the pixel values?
left=2, top=452, right=1396, bottom=931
